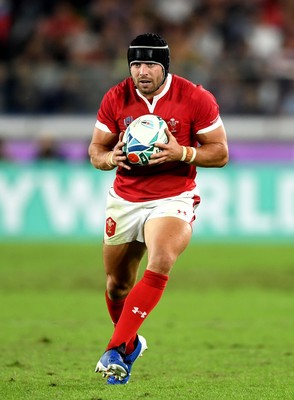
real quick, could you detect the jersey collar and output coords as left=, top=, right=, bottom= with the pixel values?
left=135, top=73, right=172, bottom=113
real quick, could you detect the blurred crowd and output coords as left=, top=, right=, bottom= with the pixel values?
left=1, top=0, right=294, bottom=115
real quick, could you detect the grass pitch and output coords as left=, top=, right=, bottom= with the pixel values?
left=0, top=242, right=293, bottom=400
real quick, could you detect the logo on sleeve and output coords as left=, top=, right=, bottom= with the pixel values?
left=124, top=116, right=134, bottom=127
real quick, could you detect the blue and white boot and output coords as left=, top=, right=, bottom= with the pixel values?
left=107, top=335, right=148, bottom=385
left=95, top=349, right=129, bottom=381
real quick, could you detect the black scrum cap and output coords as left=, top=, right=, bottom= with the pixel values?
left=127, top=33, right=170, bottom=81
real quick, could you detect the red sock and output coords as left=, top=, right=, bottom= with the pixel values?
left=105, top=291, right=137, bottom=354
left=106, top=270, right=169, bottom=351
left=105, top=291, right=125, bottom=325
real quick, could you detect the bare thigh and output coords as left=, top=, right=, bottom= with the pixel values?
left=144, top=216, right=192, bottom=275
left=103, top=241, right=146, bottom=300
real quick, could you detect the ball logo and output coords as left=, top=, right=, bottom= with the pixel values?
left=127, top=153, right=140, bottom=163
left=141, top=119, right=155, bottom=129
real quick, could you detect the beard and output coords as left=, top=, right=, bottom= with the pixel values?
left=133, top=76, right=165, bottom=96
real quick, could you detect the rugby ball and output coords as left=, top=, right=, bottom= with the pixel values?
left=122, top=114, right=168, bottom=165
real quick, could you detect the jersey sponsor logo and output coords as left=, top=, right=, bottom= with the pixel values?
left=167, top=118, right=180, bottom=134
left=105, top=217, right=116, bottom=237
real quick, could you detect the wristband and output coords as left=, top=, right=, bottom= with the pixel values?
left=188, top=147, right=197, bottom=163
left=105, top=151, right=116, bottom=168
left=109, top=151, right=116, bottom=166
left=181, top=146, right=197, bottom=163
left=180, top=146, right=187, bottom=161
left=185, top=146, right=193, bottom=162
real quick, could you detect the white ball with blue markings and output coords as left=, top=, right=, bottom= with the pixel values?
left=123, top=114, right=168, bottom=165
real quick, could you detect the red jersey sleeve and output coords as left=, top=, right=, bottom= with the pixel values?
left=192, top=85, right=221, bottom=133
left=96, top=88, right=120, bottom=134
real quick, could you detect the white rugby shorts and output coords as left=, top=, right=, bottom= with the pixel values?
left=104, top=187, right=200, bottom=245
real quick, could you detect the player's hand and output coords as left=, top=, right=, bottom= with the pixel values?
left=111, top=131, right=131, bottom=170
left=148, top=128, right=183, bottom=165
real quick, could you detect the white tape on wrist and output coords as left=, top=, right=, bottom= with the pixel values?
left=180, top=146, right=187, bottom=162
left=189, top=147, right=197, bottom=163
left=105, top=151, right=116, bottom=168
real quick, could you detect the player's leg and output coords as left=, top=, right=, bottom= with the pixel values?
left=96, top=240, right=147, bottom=381
left=96, top=218, right=192, bottom=382
left=102, top=187, right=147, bottom=329
left=103, top=241, right=147, bottom=351
left=96, top=190, right=196, bottom=382
left=106, top=217, right=191, bottom=350
left=144, top=216, right=192, bottom=274
left=103, top=241, right=146, bottom=301
left=103, top=240, right=146, bottom=347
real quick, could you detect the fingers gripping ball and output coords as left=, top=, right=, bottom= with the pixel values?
left=122, top=114, right=168, bottom=165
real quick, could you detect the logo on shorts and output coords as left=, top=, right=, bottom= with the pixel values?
left=106, top=217, right=116, bottom=237
left=177, top=209, right=187, bottom=216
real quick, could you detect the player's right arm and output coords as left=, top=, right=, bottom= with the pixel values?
left=89, top=83, right=131, bottom=170
left=88, top=127, right=130, bottom=171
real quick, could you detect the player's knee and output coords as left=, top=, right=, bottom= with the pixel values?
left=106, top=277, right=133, bottom=300
left=147, top=252, right=175, bottom=274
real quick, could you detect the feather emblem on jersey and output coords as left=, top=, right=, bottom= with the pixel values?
left=167, top=117, right=180, bottom=134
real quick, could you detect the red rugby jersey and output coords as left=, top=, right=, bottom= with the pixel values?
left=95, top=74, right=222, bottom=202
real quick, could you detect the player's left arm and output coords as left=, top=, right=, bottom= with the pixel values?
left=150, top=125, right=228, bottom=168
left=192, top=124, right=229, bottom=167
